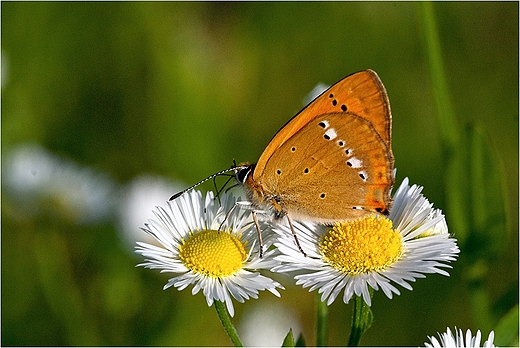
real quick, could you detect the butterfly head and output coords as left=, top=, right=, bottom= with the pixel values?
left=233, top=163, right=254, bottom=184
left=233, top=163, right=265, bottom=207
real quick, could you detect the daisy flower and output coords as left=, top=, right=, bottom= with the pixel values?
left=425, top=327, right=495, bottom=347
left=135, top=189, right=283, bottom=317
left=272, top=177, right=460, bottom=306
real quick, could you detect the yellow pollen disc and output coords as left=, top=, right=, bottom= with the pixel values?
left=178, top=230, right=248, bottom=278
left=319, top=216, right=403, bottom=275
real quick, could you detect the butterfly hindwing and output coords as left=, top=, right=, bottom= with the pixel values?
left=261, top=112, right=393, bottom=222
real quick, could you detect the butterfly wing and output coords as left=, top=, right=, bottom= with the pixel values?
left=254, top=69, right=391, bottom=181
left=259, top=112, right=394, bottom=222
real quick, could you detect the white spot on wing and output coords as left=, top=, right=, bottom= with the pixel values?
left=346, top=157, right=363, bottom=168
left=324, top=128, right=337, bottom=140
left=359, top=170, right=368, bottom=181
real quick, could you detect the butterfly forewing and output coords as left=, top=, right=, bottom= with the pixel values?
left=254, top=69, right=391, bottom=180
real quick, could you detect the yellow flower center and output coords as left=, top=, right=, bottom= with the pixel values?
left=178, top=230, right=248, bottom=278
left=319, top=216, right=403, bottom=275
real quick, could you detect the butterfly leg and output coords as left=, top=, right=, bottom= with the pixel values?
left=218, top=200, right=252, bottom=231
left=218, top=201, right=266, bottom=258
left=285, top=215, right=307, bottom=257
left=218, top=201, right=239, bottom=231
left=251, top=211, right=265, bottom=259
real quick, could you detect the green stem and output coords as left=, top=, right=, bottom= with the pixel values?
left=316, top=293, right=329, bottom=346
left=347, top=290, right=374, bottom=347
left=418, top=1, right=460, bottom=151
left=214, top=300, right=243, bottom=347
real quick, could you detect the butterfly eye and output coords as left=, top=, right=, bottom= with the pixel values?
left=320, top=193, right=326, bottom=199
left=236, top=167, right=251, bottom=183
left=303, top=168, right=309, bottom=174
left=276, top=169, right=282, bottom=175
left=291, top=146, right=296, bottom=152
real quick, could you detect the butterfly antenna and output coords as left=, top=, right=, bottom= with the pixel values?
left=169, top=165, right=247, bottom=201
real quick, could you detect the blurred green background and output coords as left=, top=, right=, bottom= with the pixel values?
left=2, top=2, right=518, bottom=346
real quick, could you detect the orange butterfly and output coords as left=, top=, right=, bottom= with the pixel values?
left=172, top=70, right=394, bottom=256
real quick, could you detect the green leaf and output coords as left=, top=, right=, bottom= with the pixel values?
left=494, top=305, right=519, bottom=347
left=419, top=1, right=509, bottom=261
left=418, top=2, right=511, bottom=334
left=448, top=124, right=509, bottom=259
left=418, top=2, right=460, bottom=151
left=282, top=329, right=295, bottom=347
left=295, top=333, right=306, bottom=347
left=447, top=124, right=509, bottom=330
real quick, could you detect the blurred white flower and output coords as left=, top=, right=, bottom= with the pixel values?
left=239, top=301, right=302, bottom=346
left=3, top=143, right=116, bottom=224
left=303, top=82, right=330, bottom=105
left=117, top=174, right=185, bottom=253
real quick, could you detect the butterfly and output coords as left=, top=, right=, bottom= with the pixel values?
left=171, top=70, right=394, bottom=257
